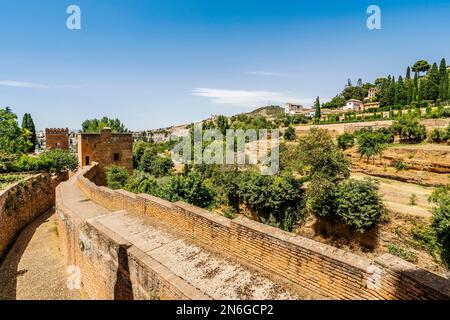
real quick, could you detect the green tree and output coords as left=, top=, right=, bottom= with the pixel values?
left=106, top=165, right=130, bottom=190
left=406, top=66, right=411, bottom=80
left=395, top=76, right=407, bottom=106
left=0, top=108, right=32, bottom=154
left=38, top=149, right=78, bottom=173
left=356, top=130, right=386, bottom=162
left=296, top=128, right=350, bottom=181
left=392, top=116, right=427, bottom=143
left=429, top=186, right=450, bottom=266
left=424, top=63, right=440, bottom=101
left=21, top=113, right=37, bottom=153
left=216, top=115, right=229, bottom=135
left=160, top=171, right=216, bottom=209
left=412, top=60, right=431, bottom=76
left=284, top=126, right=296, bottom=141
left=82, top=117, right=128, bottom=133
left=314, top=97, right=321, bottom=121
left=439, top=58, right=447, bottom=80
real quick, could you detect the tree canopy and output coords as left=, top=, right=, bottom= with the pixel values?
left=81, top=117, right=128, bottom=133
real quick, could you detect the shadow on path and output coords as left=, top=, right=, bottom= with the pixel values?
left=0, top=209, right=54, bottom=300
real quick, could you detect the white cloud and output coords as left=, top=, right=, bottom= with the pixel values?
left=191, top=88, right=314, bottom=107
left=0, top=80, right=80, bottom=89
left=0, top=80, right=49, bottom=89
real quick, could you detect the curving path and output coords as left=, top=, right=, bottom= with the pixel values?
left=0, top=209, right=87, bottom=300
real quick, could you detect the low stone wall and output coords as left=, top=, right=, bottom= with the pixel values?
left=72, top=163, right=450, bottom=300
left=0, top=173, right=66, bottom=259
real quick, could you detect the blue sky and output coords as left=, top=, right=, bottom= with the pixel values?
left=1, top=0, right=449, bottom=131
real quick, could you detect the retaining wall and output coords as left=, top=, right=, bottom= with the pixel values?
left=71, top=163, right=450, bottom=300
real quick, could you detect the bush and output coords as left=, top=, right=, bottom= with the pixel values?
left=297, top=128, right=350, bottom=181
left=124, top=171, right=159, bottom=195
left=411, top=224, right=440, bottom=260
left=356, top=129, right=387, bottom=162
left=394, top=160, right=408, bottom=172
left=38, top=149, right=78, bottom=173
left=388, top=245, right=418, bottom=263
left=308, top=178, right=386, bottom=233
left=429, top=187, right=450, bottom=267
left=235, top=171, right=303, bottom=231
left=139, top=148, right=174, bottom=177
left=337, top=133, right=355, bottom=150
left=392, top=116, right=427, bottom=143
left=106, top=166, right=130, bottom=190
left=428, top=128, right=448, bottom=143
left=284, top=126, right=296, bottom=141
left=160, top=171, right=216, bottom=209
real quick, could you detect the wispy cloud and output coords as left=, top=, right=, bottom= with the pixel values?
left=245, top=70, right=299, bottom=78
left=191, top=88, right=314, bottom=107
left=0, top=80, right=80, bottom=89
left=0, top=80, right=49, bottom=89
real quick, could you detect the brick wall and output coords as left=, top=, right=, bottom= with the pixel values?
left=0, top=173, right=65, bottom=258
left=72, top=164, right=450, bottom=300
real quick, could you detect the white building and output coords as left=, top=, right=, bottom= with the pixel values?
left=285, top=103, right=305, bottom=115
left=343, top=99, right=363, bottom=112
left=285, top=103, right=316, bottom=117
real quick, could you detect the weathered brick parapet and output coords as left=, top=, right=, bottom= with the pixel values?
left=0, top=173, right=66, bottom=259
left=74, top=163, right=450, bottom=300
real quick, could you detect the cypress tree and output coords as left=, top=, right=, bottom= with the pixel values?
left=424, top=63, right=440, bottom=101
left=439, top=58, right=447, bottom=80
left=396, top=76, right=407, bottom=106
left=314, top=97, right=321, bottom=121
left=21, top=113, right=37, bottom=153
left=406, top=66, right=411, bottom=80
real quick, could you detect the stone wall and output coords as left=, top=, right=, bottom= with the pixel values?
left=77, top=128, right=133, bottom=185
left=45, top=128, right=69, bottom=150
left=71, top=163, right=450, bottom=300
left=0, top=173, right=65, bottom=259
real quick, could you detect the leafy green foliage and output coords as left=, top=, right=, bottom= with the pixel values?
left=160, top=171, right=216, bottom=209
left=106, top=166, right=130, bottom=190
left=38, top=149, right=78, bottom=173
left=307, top=178, right=385, bottom=233
left=283, top=126, right=296, bottom=141
left=0, top=108, right=32, bottom=154
left=296, top=128, right=350, bottom=181
left=388, top=245, right=418, bottom=263
left=82, top=117, right=128, bottom=133
left=21, top=113, right=37, bottom=153
left=124, top=171, right=159, bottom=194
left=234, top=171, right=303, bottom=231
left=392, top=116, right=427, bottom=143
left=337, top=133, right=355, bottom=150
left=429, top=186, right=450, bottom=267
left=356, top=129, right=387, bottom=162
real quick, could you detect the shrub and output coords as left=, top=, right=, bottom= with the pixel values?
left=411, top=224, right=440, bottom=260
left=284, top=126, right=296, bottom=141
left=388, top=245, right=418, bottom=263
left=392, top=116, right=427, bottom=143
left=38, top=149, right=78, bottom=173
left=333, top=179, right=386, bottom=233
left=409, top=194, right=417, bottom=206
left=308, top=178, right=385, bottom=233
left=139, top=148, right=174, bottom=177
left=106, top=166, right=130, bottom=190
left=124, top=171, right=159, bottom=195
left=235, top=171, right=303, bottom=231
left=429, top=128, right=448, bottom=143
left=356, top=130, right=387, bottom=162
left=337, top=133, right=355, bottom=150
left=297, top=128, right=350, bottom=181
left=394, top=160, right=408, bottom=172
left=160, top=171, right=216, bottom=209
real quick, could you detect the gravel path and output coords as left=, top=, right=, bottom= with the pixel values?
left=0, top=209, right=88, bottom=300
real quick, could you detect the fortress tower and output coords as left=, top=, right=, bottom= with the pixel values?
left=45, top=128, right=69, bottom=150
left=77, top=127, right=133, bottom=185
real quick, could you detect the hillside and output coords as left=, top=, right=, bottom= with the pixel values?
left=246, top=105, right=284, bottom=118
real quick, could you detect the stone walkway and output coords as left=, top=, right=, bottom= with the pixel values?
left=0, top=209, right=87, bottom=300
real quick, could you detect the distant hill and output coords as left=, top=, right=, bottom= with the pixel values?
left=246, top=106, right=284, bottom=118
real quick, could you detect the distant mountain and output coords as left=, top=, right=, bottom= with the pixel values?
left=245, top=105, right=284, bottom=118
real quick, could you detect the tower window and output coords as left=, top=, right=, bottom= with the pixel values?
left=114, top=153, right=120, bottom=161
